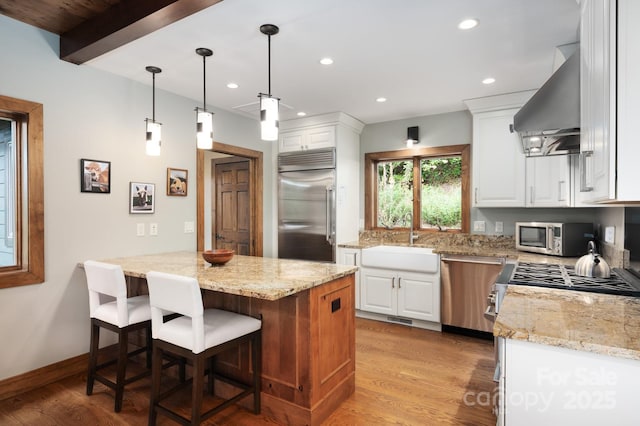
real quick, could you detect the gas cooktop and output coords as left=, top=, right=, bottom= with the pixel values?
left=509, top=262, right=640, bottom=297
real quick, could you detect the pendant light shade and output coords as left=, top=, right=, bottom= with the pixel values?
left=258, top=24, right=280, bottom=141
left=145, top=120, right=162, bottom=156
left=145, top=66, right=162, bottom=156
left=259, top=94, right=279, bottom=141
left=195, top=47, right=214, bottom=150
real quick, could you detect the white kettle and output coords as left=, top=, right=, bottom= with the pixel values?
left=575, top=241, right=611, bottom=278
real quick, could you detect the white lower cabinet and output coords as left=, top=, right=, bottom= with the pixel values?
left=502, top=339, right=640, bottom=425
left=336, top=247, right=361, bottom=309
left=360, top=267, right=439, bottom=323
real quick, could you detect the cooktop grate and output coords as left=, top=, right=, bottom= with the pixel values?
left=509, top=262, right=640, bottom=297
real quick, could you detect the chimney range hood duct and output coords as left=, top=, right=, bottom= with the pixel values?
left=511, top=50, right=580, bottom=157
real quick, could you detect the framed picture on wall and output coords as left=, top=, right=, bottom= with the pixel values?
left=129, top=182, right=155, bottom=213
left=167, top=168, right=188, bottom=196
left=80, top=159, right=111, bottom=193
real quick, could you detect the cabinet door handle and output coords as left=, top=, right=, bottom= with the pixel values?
left=474, top=187, right=478, bottom=205
left=558, top=181, right=566, bottom=202
left=580, top=151, right=594, bottom=192
left=530, top=186, right=534, bottom=205
left=353, top=253, right=358, bottom=266
left=391, top=277, right=395, bottom=289
left=398, top=277, right=401, bottom=289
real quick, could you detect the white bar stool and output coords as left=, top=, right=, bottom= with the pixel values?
left=146, top=270, right=262, bottom=425
left=83, top=260, right=152, bottom=412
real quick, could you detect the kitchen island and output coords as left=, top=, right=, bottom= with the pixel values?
left=98, top=251, right=358, bottom=426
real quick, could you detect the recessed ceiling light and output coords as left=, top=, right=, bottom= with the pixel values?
left=482, top=77, right=496, bottom=85
left=320, top=57, right=334, bottom=65
left=376, top=97, right=387, bottom=103
left=226, top=82, right=239, bottom=89
left=458, top=18, right=479, bottom=30
left=297, top=112, right=307, bottom=117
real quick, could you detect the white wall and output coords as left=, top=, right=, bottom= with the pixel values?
left=0, top=15, right=274, bottom=380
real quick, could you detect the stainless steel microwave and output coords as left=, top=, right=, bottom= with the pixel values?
left=515, top=222, right=594, bottom=256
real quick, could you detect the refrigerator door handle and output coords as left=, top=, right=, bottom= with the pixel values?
left=326, top=185, right=335, bottom=245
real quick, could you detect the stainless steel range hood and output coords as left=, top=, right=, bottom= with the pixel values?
left=512, top=50, right=580, bottom=156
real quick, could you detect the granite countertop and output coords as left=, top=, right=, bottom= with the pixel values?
left=92, top=251, right=358, bottom=301
left=494, top=285, right=640, bottom=361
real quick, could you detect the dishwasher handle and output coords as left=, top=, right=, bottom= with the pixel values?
left=441, top=257, right=504, bottom=266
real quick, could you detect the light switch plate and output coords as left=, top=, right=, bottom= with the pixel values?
left=495, top=221, right=504, bottom=234
left=473, top=221, right=485, bottom=232
left=149, top=223, right=158, bottom=236
left=184, top=221, right=195, bottom=234
left=136, top=223, right=145, bottom=237
left=604, top=226, right=615, bottom=244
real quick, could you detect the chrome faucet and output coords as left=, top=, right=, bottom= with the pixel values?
left=406, top=212, right=419, bottom=245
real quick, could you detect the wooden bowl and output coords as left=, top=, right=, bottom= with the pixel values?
left=202, top=249, right=234, bottom=265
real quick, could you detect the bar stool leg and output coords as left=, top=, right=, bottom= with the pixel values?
left=192, top=354, right=205, bottom=425
left=207, top=356, right=215, bottom=395
left=145, top=325, right=152, bottom=369
left=86, top=321, right=99, bottom=396
left=148, top=343, right=162, bottom=426
left=253, top=333, right=262, bottom=414
left=114, top=329, right=129, bottom=412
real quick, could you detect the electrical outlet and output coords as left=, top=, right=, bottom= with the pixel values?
left=605, top=226, right=615, bottom=244
left=136, top=223, right=145, bottom=237
left=149, top=223, right=158, bottom=236
left=184, top=221, right=195, bottom=233
left=495, top=221, right=504, bottom=234
left=473, top=221, right=485, bottom=232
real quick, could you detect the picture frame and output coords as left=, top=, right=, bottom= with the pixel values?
left=80, top=159, right=111, bottom=193
left=129, top=182, right=155, bottom=214
left=167, top=168, right=188, bottom=196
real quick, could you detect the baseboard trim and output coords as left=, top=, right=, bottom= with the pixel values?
left=0, top=344, right=123, bottom=402
left=0, top=353, right=88, bottom=401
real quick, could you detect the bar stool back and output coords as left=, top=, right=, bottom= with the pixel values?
left=146, top=271, right=262, bottom=425
left=83, top=260, right=152, bottom=412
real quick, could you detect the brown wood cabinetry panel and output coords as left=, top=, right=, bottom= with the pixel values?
left=310, top=275, right=355, bottom=404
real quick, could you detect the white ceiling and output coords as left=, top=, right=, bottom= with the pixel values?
left=86, top=0, right=580, bottom=125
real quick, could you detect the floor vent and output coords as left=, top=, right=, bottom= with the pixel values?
left=387, top=316, right=412, bottom=325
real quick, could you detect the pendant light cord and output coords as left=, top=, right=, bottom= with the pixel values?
left=202, top=54, right=207, bottom=110
left=267, top=34, right=271, bottom=96
left=152, top=72, right=156, bottom=121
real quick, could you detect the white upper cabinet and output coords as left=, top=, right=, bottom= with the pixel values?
left=471, top=108, right=526, bottom=207
left=279, top=125, right=336, bottom=152
left=525, top=156, right=571, bottom=207
left=465, top=92, right=532, bottom=208
left=580, top=0, right=640, bottom=202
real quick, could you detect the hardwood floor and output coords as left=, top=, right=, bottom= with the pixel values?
left=0, top=318, right=496, bottom=425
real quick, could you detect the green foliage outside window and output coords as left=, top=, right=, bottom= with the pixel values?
left=377, top=156, right=461, bottom=229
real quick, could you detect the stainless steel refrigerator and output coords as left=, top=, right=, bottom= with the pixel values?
left=278, top=148, right=336, bottom=262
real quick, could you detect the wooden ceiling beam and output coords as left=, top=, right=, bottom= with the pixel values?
left=60, top=0, right=223, bottom=64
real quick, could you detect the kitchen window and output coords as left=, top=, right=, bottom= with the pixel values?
left=364, top=144, right=470, bottom=233
left=0, top=95, right=44, bottom=288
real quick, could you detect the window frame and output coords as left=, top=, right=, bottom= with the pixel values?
left=364, top=144, right=470, bottom=233
left=0, top=95, right=44, bottom=288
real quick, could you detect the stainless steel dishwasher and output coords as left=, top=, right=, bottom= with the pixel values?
left=440, top=254, right=505, bottom=333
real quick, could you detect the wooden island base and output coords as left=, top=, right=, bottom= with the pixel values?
left=132, top=273, right=356, bottom=425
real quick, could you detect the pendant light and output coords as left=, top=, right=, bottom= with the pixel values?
left=145, top=66, right=162, bottom=156
left=258, top=24, right=280, bottom=141
left=195, top=47, right=214, bottom=150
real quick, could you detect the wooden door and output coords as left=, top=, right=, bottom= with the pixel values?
left=214, top=159, right=251, bottom=255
